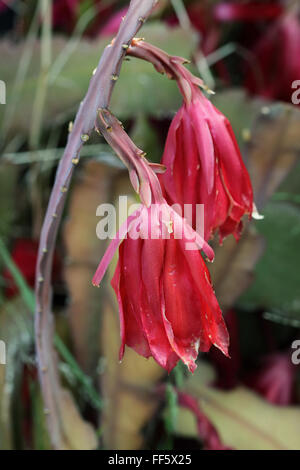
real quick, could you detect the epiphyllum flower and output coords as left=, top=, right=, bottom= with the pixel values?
left=93, top=109, right=229, bottom=372
left=161, top=69, right=253, bottom=242
left=93, top=202, right=229, bottom=372
left=127, top=40, right=254, bottom=243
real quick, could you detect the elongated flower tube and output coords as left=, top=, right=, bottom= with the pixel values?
left=93, top=109, right=229, bottom=372
left=128, top=41, right=254, bottom=243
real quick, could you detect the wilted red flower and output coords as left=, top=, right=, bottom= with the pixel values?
left=127, top=41, right=253, bottom=242
left=160, top=67, right=253, bottom=243
left=93, top=200, right=229, bottom=373
left=93, top=108, right=229, bottom=372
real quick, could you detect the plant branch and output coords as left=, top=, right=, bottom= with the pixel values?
left=35, top=0, right=157, bottom=449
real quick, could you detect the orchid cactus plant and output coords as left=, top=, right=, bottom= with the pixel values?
left=34, top=0, right=258, bottom=447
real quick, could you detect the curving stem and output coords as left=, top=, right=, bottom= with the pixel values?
left=35, top=0, right=157, bottom=449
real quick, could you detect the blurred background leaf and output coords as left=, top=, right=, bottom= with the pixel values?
left=0, top=25, right=196, bottom=142
left=176, top=361, right=300, bottom=450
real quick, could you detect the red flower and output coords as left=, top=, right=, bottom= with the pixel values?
left=160, top=70, right=253, bottom=243
left=93, top=108, right=229, bottom=372
left=93, top=201, right=229, bottom=373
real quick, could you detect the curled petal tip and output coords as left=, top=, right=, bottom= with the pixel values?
left=204, top=243, right=215, bottom=262
left=187, top=362, right=197, bottom=374
left=213, top=338, right=230, bottom=358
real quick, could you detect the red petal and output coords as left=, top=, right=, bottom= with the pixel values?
left=140, top=238, right=180, bottom=372
left=113, top=239, right=152, bottom=360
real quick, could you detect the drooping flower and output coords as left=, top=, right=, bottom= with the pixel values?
left=128, top=40, right=254, bottom=243
left=93, top=109, right=229, bottom=373
left=93, top=198, right=229, bottom=373
left=160, top=65, right=253, bottom=243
